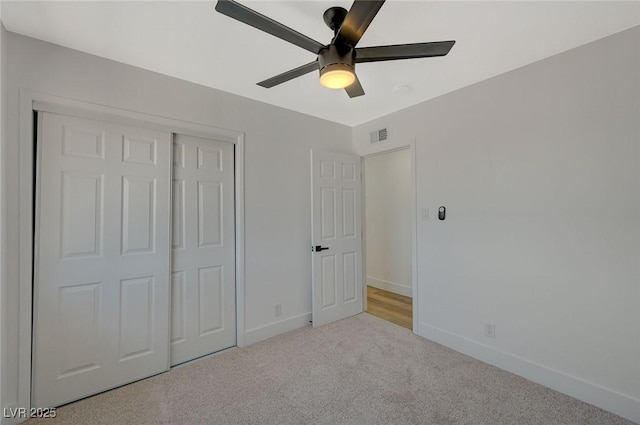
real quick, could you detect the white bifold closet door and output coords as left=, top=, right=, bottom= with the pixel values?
left=170, top=134, right=235, bottom=366
left=32, top=112, right=172, bottom=408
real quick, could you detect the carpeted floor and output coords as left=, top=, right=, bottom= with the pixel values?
left=26, top=313, right=634, bottom=425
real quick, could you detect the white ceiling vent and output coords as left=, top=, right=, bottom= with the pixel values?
left=370, top=128, right=389, bottom=144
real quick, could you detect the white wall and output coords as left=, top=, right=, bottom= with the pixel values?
left=1, top=31, right=353, bottom=421
left=354, top=26, right=640, bottom=423
left=364, top=149, right=412, bottom=297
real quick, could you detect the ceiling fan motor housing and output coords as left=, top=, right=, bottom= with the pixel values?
left=318, top=44, right=355, bottom=78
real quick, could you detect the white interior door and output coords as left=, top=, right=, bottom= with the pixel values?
left=33, top=112, right=172, bottom=408
left=170, top=134, right=235, bottom=366
left=311, top=150, right=363, bottom=327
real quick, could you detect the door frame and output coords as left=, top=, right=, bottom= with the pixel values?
left=16, top=91, right=246, bottom=413
left=360, top=144, right=418, bottom=332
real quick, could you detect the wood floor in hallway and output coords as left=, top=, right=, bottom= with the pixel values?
left=366, top=286, right=412, bottom=330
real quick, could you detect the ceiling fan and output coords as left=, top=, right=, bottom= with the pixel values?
left=215, top=0, right=455, bottom=98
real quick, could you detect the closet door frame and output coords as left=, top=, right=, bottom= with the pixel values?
left=14, top=91, right=245, bottom=415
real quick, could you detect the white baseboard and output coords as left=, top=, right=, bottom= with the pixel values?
left=418, top=322, right=640, bottom=424
left=367, top=277, right=412, bottom=297
left=243, top=312, right=312, bottom=346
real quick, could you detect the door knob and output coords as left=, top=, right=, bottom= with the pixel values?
left=313, top=245, right=329, bottom=252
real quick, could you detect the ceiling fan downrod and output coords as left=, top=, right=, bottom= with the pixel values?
left=322, top=6, right=348, bottom=36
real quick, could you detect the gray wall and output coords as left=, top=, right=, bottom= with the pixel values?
left=1, top=31, right=353, bottom=414
left=354, top=26, right=640, bottom=422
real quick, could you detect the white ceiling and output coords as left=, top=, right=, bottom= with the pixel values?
left=2, top=1, right=639, bottom=126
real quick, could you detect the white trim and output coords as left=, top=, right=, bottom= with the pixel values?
left=234, top=134, right=246, bottom=347
left=16, top=92, right=33, bottom=421
left=243, top=313, right=312, bottom=346
left=366, top=277, right=412, bottom=297
left=32, top=100, right=240, bottom=143
left=360, top=159, right=367, bottom=313
left=418, top=321, right=640, bottom=424
left=16, top=90, right=246, bottom=417
left=0, top=403, right=29, bottom=425
left=361, top=143, right=418, bottom=333
left=409, top=142, right=418, bottom=333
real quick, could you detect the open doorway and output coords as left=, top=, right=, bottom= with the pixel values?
left=362, top=148, right=413, bottom=330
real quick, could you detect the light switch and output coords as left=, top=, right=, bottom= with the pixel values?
left=420, top=208, right=428, bottom=221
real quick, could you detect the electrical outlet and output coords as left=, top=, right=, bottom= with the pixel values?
left=484, top=323, right=496, bottom=339
left=274, top=303, right=282, bottom=317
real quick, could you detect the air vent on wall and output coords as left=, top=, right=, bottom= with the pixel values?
left=370, top=128, right=388, bottom=144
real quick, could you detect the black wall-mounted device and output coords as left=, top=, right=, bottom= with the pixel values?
left=438, top=206, right=446, bottom=220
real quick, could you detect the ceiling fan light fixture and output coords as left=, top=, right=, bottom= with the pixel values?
left=320, top=63, right=356, bottom=89
left=318, top=45, right=356, bottom=90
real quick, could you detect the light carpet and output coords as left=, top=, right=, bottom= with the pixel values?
left=26, top=313, right=634, bottom=425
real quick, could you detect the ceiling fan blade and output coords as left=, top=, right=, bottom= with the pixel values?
left=345, top=75, right=365, bottom=98
left=333, top=0, right=385, bottom=48
left=215, top=0, right=325, bottom=54
left=356, top=41, right=456, bottom=63
left=257, top=60, right=319, bottom=88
